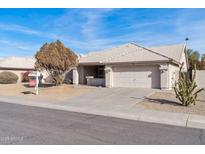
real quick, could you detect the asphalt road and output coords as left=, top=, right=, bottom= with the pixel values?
left=0, top=102, right=204, bottom=144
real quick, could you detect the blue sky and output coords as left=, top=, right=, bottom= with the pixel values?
left=0, top=8, right=205, bottom=57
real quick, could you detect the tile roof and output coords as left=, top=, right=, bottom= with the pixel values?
left=79, top=43, right=185, bottom=64
left=149, top=44, right=185, bottom=63
left=0, top=57, right=35, bottom=69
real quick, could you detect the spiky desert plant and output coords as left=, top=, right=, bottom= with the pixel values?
left=174, top=64, right=204, bottom=106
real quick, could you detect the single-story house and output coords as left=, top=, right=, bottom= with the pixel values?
left=73, top=43, right=188, bottom=90
left=0, top=57, right=35, bottom=82
left=0, top=57, right=71, bottom=83
left=0, top=43, right=188, bottom=90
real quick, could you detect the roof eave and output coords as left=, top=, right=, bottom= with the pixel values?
left=0, top=67, right=35, bottom=70
left=79, top=60, right=179, bottom=65
left=79, top=62, right=105, bottom=66
left=169, top=59, right=181, bottom=66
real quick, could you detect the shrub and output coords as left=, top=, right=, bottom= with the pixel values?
left=174, top=64, right=204, bottom=106
left=35, top=40, right=78, bottom=85
left=21, top=71, right=30, bottom=82
left=0, top=71, right=19, bottom=84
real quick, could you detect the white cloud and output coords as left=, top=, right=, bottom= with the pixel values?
left=0, top=9, right=205, bottom=56
left=81, top=9, right=113, bottom=39
left=0, top=23, right=41, bottom=35
left=0, top=38, right=40, bottom=57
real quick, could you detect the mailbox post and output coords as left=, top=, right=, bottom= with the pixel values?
left=28, top=71, right=40, bottom=95
left=35, top=71, right=40, bottom=95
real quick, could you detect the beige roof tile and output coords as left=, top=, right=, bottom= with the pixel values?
left=79, top=43, right=184, bottom=64
left=0, top=57, right=35, bottom=69
left=149, top=44, right=185, bottom=62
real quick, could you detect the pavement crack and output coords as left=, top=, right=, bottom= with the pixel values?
left=70, top=128, right=109, bottom=144
left=185, top=114, right=190, bottom=127
left=64, top=114, right=100, bottom=128
left=199, top=129, right=204, bottom=144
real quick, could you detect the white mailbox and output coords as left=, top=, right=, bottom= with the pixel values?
left=28, top=71, right=40, bottom=95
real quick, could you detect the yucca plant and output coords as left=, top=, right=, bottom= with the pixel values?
left=174, top=64, right=204, bottom=106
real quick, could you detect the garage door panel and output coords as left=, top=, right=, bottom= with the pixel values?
left=113, top=65, right=160, bottom=88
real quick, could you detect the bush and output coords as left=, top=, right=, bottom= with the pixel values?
left=21, top=71, right=30, bottom=82
left=35, top=40, right=78, bottom=85
left=0, top=71, right=19, bottom=84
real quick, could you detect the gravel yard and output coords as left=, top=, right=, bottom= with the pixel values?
left=138, top=90, right=205, bottom=116
left=0, top=83, right=94, bottom=102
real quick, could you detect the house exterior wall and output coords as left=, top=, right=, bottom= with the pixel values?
left=0, top=69, right=54, bottom=83
left=0, top=69, right=31, bottom=82
left=105, top=66, right=113, bottom=88
left=40, top=70, right=53, bottom=83
left=159, top=63, right=180, bottom=90
left=195, top=70, right=205, bottom=88
left=159, top=64, right=169, bottom=89
left=72, top=68, right=79, bottom=85
left=78, top=62, right=181, bottom=90
left=41, top=69, right=75, bottom=84
left=180, top=49, right=188, bottom=71
left=168, top=64, right=179, bottom=89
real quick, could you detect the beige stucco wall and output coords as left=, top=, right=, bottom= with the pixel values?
left=40, top=70, right=53, bottom=83
left=168, top=64, right=180, bottom=89
left=40, top=70, right=73, bottom=84
left=195, top=70, right=205, bottom=88
left=78, top=62, right=181, bottom=90
left=180, top=50, right=188, bottom=71
left=159, top=64, right=169, bottom=89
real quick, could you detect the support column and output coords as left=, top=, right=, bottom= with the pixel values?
left=72, top=67, right=79, bottom=85
left=104, top=66, right=113, bottom=88
left=159, top=64, right=169, bottom=90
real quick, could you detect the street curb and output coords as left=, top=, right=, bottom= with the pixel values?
left=0, top=96, right=205, bottom=130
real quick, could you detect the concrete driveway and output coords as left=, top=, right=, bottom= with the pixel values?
left=0, top=87, right=161, bottom=126
left=2, top=88, right=205, bottom=129
left=55, top=87, right=157, bottom=112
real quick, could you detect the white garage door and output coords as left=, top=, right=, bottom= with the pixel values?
left=113, top=65, right=160, bottom=88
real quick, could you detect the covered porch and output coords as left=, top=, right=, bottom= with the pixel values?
left=75, top=65, right=106, bottom=87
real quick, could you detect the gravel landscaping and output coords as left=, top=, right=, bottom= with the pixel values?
left=138, top=90, right=205, bottom=116
left=0, top=83, right=94, bottom=102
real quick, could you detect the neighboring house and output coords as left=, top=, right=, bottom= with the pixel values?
left=0, top=57, right=35, bottom=82
left=0, top=57, right=54, bottom=83
left=74, top=43, right=188, bottom=90
left=0, top=57, right=69, bottom=83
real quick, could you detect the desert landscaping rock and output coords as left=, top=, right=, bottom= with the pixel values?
left=138, top=91, right=205, bottom=116
left=0, top=83, right=93, bottom=102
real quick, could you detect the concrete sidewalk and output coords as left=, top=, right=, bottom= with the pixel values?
left=0, top=95, right=205, bottom=130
